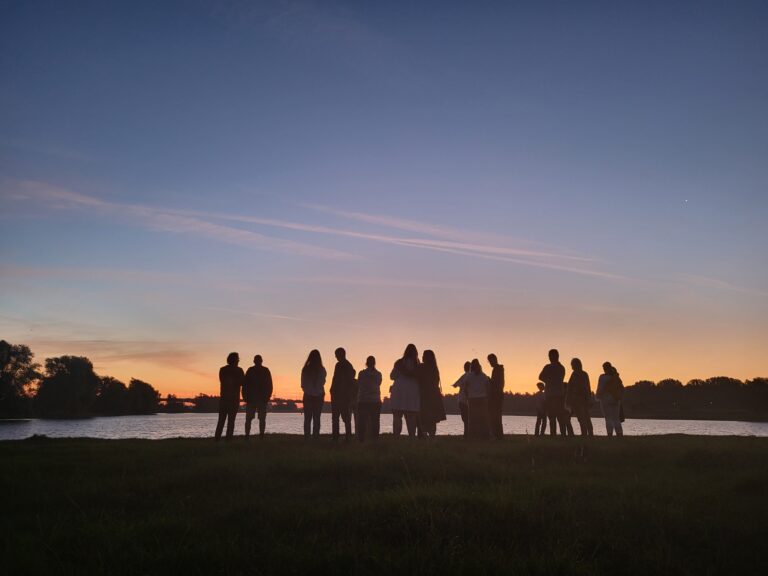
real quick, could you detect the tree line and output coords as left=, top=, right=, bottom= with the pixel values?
left=0, top=340, right=160, bottom=418
left=2, top=340, right=766, bottom=420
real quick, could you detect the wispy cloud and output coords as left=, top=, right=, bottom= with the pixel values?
left=9, top=180, right=623, bottom=279
left=198, top=305, right=365, bottom=329
left=679, top=274, right=768, bottom=298
left=10, top=181, right=357, bottom=261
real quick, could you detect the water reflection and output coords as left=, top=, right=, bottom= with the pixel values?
left=1, top=413, right=767, bottom=440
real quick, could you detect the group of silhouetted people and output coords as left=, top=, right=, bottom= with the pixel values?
left=214, top=346, right=625, bottom=440
left=534, top=349, right=624, bottom=437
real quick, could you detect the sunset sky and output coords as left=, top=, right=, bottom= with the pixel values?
left=1, top=1, right=767, bottom=398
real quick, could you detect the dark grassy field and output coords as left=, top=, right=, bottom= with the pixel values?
left=2, top=435, right=767, bottom=575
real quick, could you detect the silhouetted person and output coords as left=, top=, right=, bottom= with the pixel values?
left=356, top=355, right=382, bottom=442
left=487, top=353, right=505, bottom=439
left=534, top=382, right=547, bottom=436
left=215, top=352, right=244, bottom=441
left=418, top=350, right=446, bottom=438
left=243, top=355, right=273, bottom=439
left=301, top=349, right=326, bottom=438
left=330, top=347, right=356, bottom=442
left=596, top=361, right=624, bottom=437
left=539, top=349, right=569, bottom=436
left=452, top=361, right=471, bottom=437
left=465, top=359, right=491, bottom=439
left=566, top=358, right=593, bottom=437
left=390, top=344, right=421, bottom=437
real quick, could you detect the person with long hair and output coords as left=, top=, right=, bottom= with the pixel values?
left=301, top=349, right=326, bottom=438
left=487, top=353, right=505, bottom=439
left=418, top=349, right=446, bottom=438
left=389, top=343, right=421, bottom=437
left=596, top=361, right=624, bottom=437
left=452, top=361, right=471, bottom=436
left=566, top=358, right=593, bottom=436
left=465, top=359, right=491, bottom=439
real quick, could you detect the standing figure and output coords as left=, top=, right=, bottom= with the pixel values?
left=356, top=356, right=382, bottom=442
left=596, top=361, right=624, bottom=437
left=301, top=349, right=326, bottom=438
left=243, top=355, right=273, bottom=439
left=330, top=347, right=356, bottom=442
left=538, top=349, right=568, bottom=436
left=215, top=352, right=244, bottom=441
left=487, top=353, right=505, bottom=439
left=534, top=382, right=547, bottom=436
left=465, top=359, right=491, bottom=439
left=452, top=361, right=471, bottom=437
left=418, top=350, right=447, bottom=438
left=389, top=344, right=421, bottom=437
left=566, top=358, right=593, bottom=436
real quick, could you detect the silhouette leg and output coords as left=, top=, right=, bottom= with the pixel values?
left=393, top=411, right=403, bottom=436
left=215, top=409, right=227, bottom=441
left=331, top=403, right=340, bottom=441
left=372, top=403, right=381, bottom=440
left=342, top=407, right=351, bottom=441
left=225, top=404, right=237, bottom=440
left=405, top=412, right=417, bottom=437
left=312, top=398, right=323, bottom=437
left=258, top=404, right=267, bottom=437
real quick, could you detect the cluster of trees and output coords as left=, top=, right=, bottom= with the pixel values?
left=1, top=340, right=160, bottom=419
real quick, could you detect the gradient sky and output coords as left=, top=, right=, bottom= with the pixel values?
left=1, top=0, right=767, bottom=398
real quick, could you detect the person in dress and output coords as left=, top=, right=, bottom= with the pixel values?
left=301, top=349, right=326, bottom=439
left=389, top=344, right=421, bottom=437
left=418, top=349, right=446, bottom=438
left=465, top=359, right=491, bottom=439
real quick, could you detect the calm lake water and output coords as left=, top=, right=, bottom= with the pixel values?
left=1, top=413, right=767, bottom=440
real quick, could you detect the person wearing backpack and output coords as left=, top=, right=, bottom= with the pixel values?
left=596, top=361, right=624, bottom=437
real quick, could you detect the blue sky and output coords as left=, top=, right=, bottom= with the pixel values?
left=1, top=1, right=766, bottom=396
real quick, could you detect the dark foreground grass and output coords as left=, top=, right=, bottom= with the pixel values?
left=2, top=435, right=767, bottom=576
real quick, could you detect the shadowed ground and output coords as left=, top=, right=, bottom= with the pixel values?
left=2, top=435, right=766, bottom=575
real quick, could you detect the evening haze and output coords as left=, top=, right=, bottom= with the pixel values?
left=1, top=1, right=766, bottom=398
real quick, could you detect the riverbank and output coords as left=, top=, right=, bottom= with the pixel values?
left=3, top=435, right=767, bottom=575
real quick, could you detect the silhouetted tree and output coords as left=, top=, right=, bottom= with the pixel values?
left=127, top=379, right=160, bottom=414
left=192, top=394, right=219, bottom=413
left=94, top=376, right=129, bottom=415
left=164, top=394, right=187, bottom=413
left=35, top=356, right=100, bottom=418
left=0, top=340, right=41, bottom=417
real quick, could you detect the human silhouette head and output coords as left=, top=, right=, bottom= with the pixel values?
left=303, top=349, right=323, bottom=373
left=537, top=382, right=545, bottom=391
left=402, top=343, right=418, bottom=361
left=487, top=353, right=498, bottom=367
left=571, top=358, right=582, bottom=371
left=226, top=352, right=239, bottom=366
left=548, top=349, right=559, bottom=363
left=366, top=355, right=376, bottom=368
left=602, top=361, right=613, bottom=375
left=470, top=359, right=482, bottom=374
left=463, top=361, right=471, bottom=373
left=335, top=347, right=346, bottom=361
left=253, top=355, right=263, bottom=367
left=422, top=349, right=437, bottom=368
